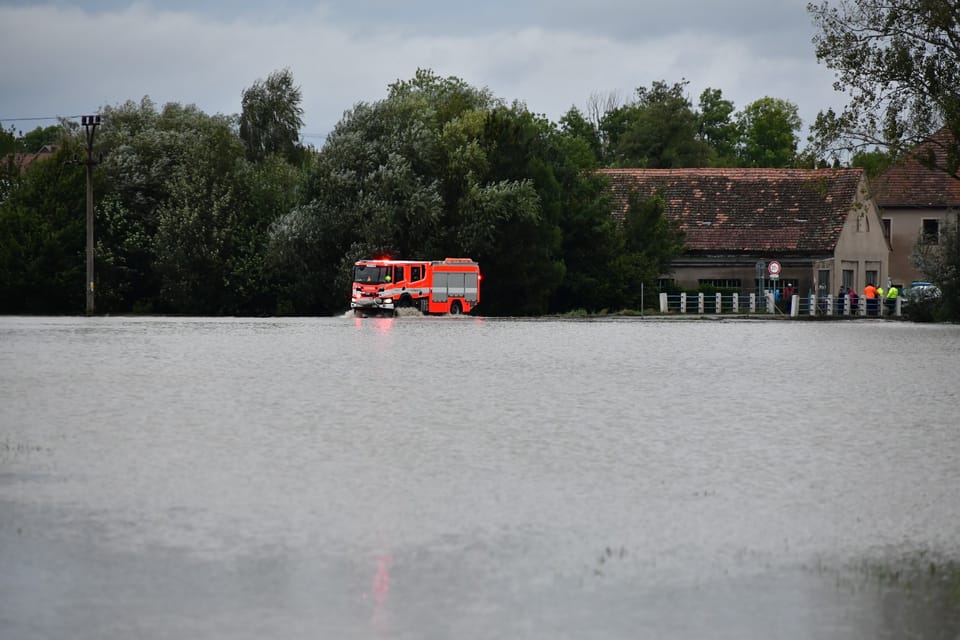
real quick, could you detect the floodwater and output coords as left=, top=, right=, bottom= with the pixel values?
left=1, top=315, right=959, bottom=640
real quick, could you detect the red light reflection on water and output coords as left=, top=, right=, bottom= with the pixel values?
left=353, top=316, right=395, bottom=334
left=364, top=553, right=392, bottom=629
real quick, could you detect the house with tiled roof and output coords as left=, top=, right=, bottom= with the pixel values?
left=601, top=168, right=890, bottom=298
left=2, top=144, right=58, bottom=175
left=871, top=129, right=960, bottom=285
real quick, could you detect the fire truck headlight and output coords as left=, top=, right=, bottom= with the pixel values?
left=382, top=298, right=393, bottom=304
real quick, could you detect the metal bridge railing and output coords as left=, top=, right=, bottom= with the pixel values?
left=658, top=292, right=902, bottom=317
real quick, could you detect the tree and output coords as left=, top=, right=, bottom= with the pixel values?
left=912, top=212, right=960, bottom=321
left=851, top=148, right=894, bottom=179
left=0, top=140, right=86, bottom=313
left=239, top=68, right=305, bottom=164
left=95, top=98, right=279, bottom=314
left=19, top=125, right=63, bottom=153
left=697, top=88, right=739, bottom=166
left=558, top=106, right=602, bottom=163
left=735, top=97, right=802, bottom=167
left=808, top=0, right=960, bottom=175
left=601, top=80, right=711, bottom=168
left=617, top=191, right=685, bottom=310
left=269, top=69, right=495, bottom=314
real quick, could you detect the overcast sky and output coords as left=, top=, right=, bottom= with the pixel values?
left=0, top=1, right=846, bottom=146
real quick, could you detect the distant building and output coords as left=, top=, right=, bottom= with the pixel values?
left=3, top=144, right=59, bottom=179
left=601, top=168, right=890, bottom=297
left=871, top=129, right=960, bottom=286
left=13, top=144, right=59, bottom=173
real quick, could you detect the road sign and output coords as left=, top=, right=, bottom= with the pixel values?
left=767, top=260, right=781, bottom=276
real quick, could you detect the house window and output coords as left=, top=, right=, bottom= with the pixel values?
left=817, top=269, right=830, bottom=294
left=866, top=270, right=878, bottom=286
left=882, top=218, right=891, bottom=240
left=842, top=269, right=854, bottom=289
left=657, top=278, right=676, bottom=291
left=856, top=211, right=869, bottom=232
left=922, top=219, right=940, bottom=245
left=698, top=279, right=742, bottom=289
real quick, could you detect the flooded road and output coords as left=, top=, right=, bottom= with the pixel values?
left=2, top=316, right=959, bottom=639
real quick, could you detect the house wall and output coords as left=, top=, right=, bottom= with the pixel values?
left=830, top=192, right=890, bottom=294
left=668, top=260, right=815, bottom=298
left=879, top=207, right=949, bottom=286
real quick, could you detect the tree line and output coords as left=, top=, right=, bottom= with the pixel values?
left=0, top=70, right=803, bottom=316
left=2, top=0, right=958, bottom=318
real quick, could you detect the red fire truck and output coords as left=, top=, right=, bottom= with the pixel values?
left=350, top=257, right=481, bottom=316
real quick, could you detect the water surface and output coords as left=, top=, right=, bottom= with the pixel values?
left=1, top=316, right=959, bottom=639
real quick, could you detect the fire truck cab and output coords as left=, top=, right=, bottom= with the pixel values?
left=351, top=258, right=481, bottom=317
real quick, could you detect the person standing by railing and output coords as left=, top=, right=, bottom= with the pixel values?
left=848, top=288, right=859, bottom=315
left=784, top=283, right=795, bottom=314
left=885, top=284, right=899, bottom=316
left=864, top=283, right=878, bottom=316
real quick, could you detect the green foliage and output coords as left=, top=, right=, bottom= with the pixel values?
left=19, top=125, right=63, bottom=153
left=0, top=142, right=85, bottom=313
left=912, top=213, right=960, bottom=321
left=0, top=125, right=16, bottom=156
left=559, top=106, right=603, bottom=162
left=602, top=80, right=711, bottom=168
left=697, top=88, right=740, bottom=166
left=616, top=192, right=685, bottom=310
left=239, top=68, right=306, bottom=164
left=808, top=0, right=960, bottom=173
left=2, top=69, right=776, bottom=317
left=851, top=148, right=894, bottom=179
left=736, top=97, right=802, bottom=167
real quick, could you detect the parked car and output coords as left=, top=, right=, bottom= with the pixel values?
left=902, top=281, right=941, bottom=305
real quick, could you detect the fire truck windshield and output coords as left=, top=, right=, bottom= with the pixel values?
left=354, top=265, right=390, bottom=284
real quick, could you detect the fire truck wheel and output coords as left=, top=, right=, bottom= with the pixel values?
left=449, top=301, right=462, bottom=315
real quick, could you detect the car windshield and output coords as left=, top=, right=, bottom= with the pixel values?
left=354, top=265, right=390, bottom=284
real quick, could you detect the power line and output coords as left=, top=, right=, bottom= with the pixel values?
left=0, top=115, right=86, bottom=122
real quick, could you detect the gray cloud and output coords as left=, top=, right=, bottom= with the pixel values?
left=0, top=2, right=843, bottom=145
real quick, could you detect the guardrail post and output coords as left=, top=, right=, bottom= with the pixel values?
left=698, top=293, right=705, bottom=314
left=680, top=292, right=687, bottom=314
left=809, top=294, right=816, bottom=315
left=790, top=294, right=799, bottom=317
left=659, top=292, right=668, bottom=313
left=749, top=293, right=756, bottom=312
left=732, top=293, right=739, bottom=313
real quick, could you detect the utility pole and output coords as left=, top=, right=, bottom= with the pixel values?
left=81, top=115, right=101, bottom=315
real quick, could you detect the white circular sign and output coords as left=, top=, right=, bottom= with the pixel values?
left=767, top=261, right=781, bottom=275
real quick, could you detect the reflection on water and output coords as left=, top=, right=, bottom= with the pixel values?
left=1, top=315, right=959, bottom=639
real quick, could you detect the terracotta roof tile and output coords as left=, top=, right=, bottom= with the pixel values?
left=872, top=129, right=960, bottom=207
left=600, top=168, right=864, bottom=255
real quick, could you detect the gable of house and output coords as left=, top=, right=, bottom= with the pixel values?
left=600, top=168, right=866, bottom=256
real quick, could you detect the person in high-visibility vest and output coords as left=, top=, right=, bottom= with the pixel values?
left=864, top=283, right=878, bottom=316
left=885, top=284, right=899, bottom=315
